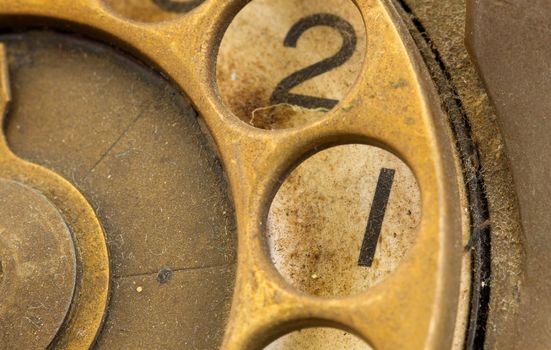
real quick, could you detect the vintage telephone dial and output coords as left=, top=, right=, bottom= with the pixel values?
left=0, top=0, right=545, bottom=349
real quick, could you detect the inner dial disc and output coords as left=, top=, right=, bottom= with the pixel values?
left=0, top=178, right=76, bottom=349
left=2, top=31, right=236, bottom=349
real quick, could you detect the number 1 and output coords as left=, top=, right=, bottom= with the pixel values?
left=358, top=168, right=395, bottom=267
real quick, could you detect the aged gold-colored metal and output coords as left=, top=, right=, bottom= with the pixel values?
left=0, top=178, right=77, bottom=348
left=0, top=44, right=110, bottom=349
left=0, top=1, right=464, bottom=349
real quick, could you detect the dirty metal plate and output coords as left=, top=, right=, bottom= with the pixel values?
left=268, top=145, right=421, bottom=297
left=217, top=0, right=366, bottom=129
left=2, top=30, right=236, bottom=349
left=0, top=178, right=76, bottom=349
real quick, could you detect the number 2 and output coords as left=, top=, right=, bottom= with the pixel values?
left=270, top=13, right=358, bottom=110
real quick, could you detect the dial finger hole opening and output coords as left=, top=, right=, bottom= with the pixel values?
left=216, top=0, right=367, bottom=130
left=264, top=327, right=373, bottom=350
left=267, top=144, right=421, bottom=297
left=101, top=0, right=205, bottom=23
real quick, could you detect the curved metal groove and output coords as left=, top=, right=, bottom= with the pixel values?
left=393, top=1, right=491, bottom=349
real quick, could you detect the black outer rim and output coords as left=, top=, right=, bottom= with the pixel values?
left=393, top=1, right=492, bottom=349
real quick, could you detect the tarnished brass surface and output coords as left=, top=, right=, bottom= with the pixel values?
left=2, top=30, right=236, bottom=349
left=0, top=43, right=110, bottom=349
left=0, top=1, right=467, bottom=349
left=0, top=178, right=76, bottom=349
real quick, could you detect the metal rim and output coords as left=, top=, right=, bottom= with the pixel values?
left=393, top=1, right=491, bottom=348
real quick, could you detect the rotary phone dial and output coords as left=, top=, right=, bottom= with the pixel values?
left=0, top=0, right=542, bottom=349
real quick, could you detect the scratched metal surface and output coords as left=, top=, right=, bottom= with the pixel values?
left=3, top=31, right=236, bottom=349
